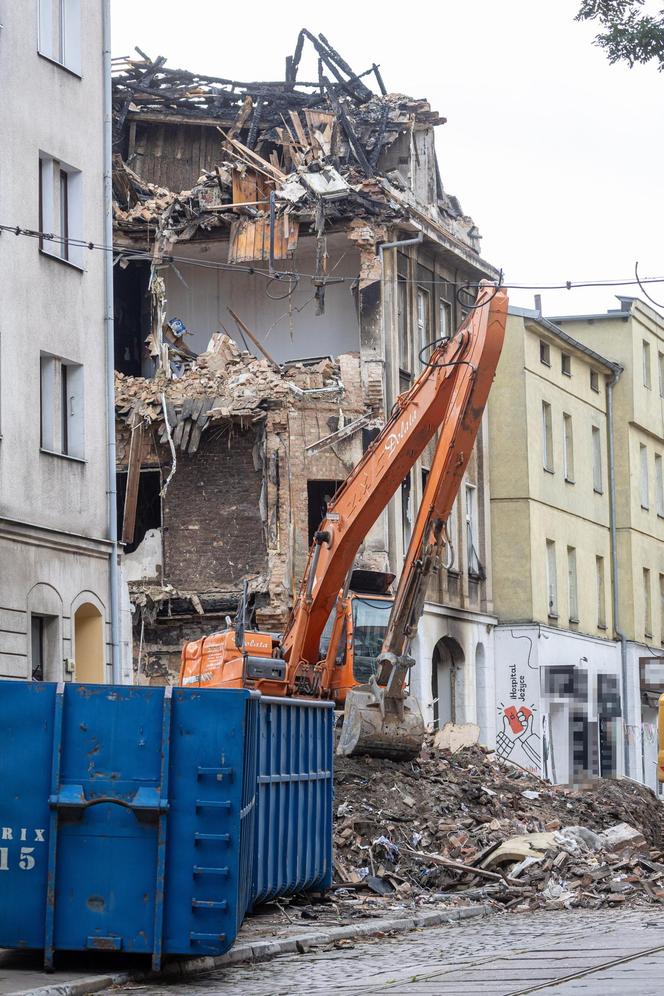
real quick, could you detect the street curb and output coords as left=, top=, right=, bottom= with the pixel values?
left=7, top=904, right=491, bottom=996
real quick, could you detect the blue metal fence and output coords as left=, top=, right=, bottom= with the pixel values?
left=252, top=696, right=334, bottom=905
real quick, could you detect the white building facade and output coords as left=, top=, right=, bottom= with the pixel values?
left=0, top=1, right=120, bottom=684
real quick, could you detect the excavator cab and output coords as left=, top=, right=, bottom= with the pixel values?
left=319, top=573, right=426, bottom=761
left=321, top=590, right=394, bottom=698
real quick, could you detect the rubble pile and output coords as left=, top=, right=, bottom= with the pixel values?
left=333, top=741, right=664, bottom=912
left=115, top=332, right=344, bottom=451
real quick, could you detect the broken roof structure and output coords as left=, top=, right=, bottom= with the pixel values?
left=112, top=32, right=494, bottom=351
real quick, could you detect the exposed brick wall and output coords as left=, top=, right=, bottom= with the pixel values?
left=163, top=425, right=267, bottom=589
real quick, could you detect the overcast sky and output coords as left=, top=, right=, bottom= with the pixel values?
left=111, top=0, right=664, bottom=319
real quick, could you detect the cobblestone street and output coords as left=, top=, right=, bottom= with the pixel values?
left=104, top=908, right=664, bottom=996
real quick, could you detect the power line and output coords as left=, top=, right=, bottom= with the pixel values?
left=2, top=221, right=664, bottom=295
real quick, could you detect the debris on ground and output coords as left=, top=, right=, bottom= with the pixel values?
left=331, top=739, right=664, bottom=913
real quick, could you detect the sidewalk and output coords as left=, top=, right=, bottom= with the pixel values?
left=0, top=902, right=489, bottom=996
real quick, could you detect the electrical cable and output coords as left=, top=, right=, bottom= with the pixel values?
left=3, top=221, right=664, bottom=296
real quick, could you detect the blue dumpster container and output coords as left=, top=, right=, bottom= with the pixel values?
left=252, top=696, right=334, bottom=905
left=0, top=682, right=259, bottom=969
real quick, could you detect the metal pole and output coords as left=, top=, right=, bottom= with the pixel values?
left=607, top=367, right=629, bottom=776
left=102, top=0, right=122, bottom=683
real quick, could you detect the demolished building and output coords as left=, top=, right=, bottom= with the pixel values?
left=112, top=32, right=501, bottom=730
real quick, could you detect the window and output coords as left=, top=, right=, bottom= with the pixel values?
left=596, top=556, right=606, bottom=629
left=659, top=352, right=664, bottom=399
left=546, top=539, right=558, bottom=617
left=590, top=369, right=600, bottom=393
left=466, top=483, right=482, bottom=577
left=397, top=277, right=409, bottom=374
left=643, top=340, right=652, bottom=389
left=539, top=340, right=551, bottom=366
left=660, top=574, right=664, bottom=646
left=542, top=401, right=554, bottom=472
left=561, top=352, right=571, bottom=377
left=39, top=154, right=83, bottom=267
left=563, top=413, right=574, bottom=482
left=439, top=298, right=452, bottom=340
left=401, top=472, right=412, bottom=554
left=40, top=354, right=84, bottom=458
left=656, top=454, right=664, bottom=517
left=38, top=0, right=81, bottom=75
left=567, top=546, right=578, bottom=622
left=592, top=426, right=603, bottom=493
left=31, top=616, right=45, bottom=682
left=644, top=567, right=653, bottom=638
left=306, top=480, right=342, bottom=546
left=445, top=498, right=458, bottom=571
left=640, top=444, right=649, bottom=509
left=417, top=288, right=431, bottom=352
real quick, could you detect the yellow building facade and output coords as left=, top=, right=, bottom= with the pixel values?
left=555, top=298, right=664, bottom=786
left=489, top=307, right=624, bottom=783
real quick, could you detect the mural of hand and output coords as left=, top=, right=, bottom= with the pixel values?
left=495, top=714, right=516, bottom=759
left=515, top=709, right=541, bottom=767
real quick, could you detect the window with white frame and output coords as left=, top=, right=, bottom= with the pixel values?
left=592, top=425, right=603, bottom=493
left=40, top=353, right=84, bottom=459
left=546, top=539, right=558, bottom=617
left=542, top=401, right=554, bottom=472
left=439, top=298, right=452, bottom=340
left=561, top=352, right=571, bottom=377
left=644, top=567, right=653, bottom=638
left=640, top=443, right=649, bottom=509
left=590, top=369, right=599, bottom=393
left=567, top=546, right=578, bottom=622
left=417, top=288, right=431, bottom=352
left=659, top=352, right=664, bottom=399
left=39, top=154, right=83, bottom=267
left=445, top=497, right=458, bottom=571
left=563, top=413, right=574, bottom=482
left=465, top=483, right=482, bottom=577
left=656, top=454, right=664, bottom=517
left=643, top=339, right=652, bottom=389
left=38, top=0, right=81, bottom=75
left=596, top=556, right=606, bottom=628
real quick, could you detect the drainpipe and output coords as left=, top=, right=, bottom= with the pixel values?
left=607, top=366, right=628, bottom=776
left=102, top=0, right=121, bottom=683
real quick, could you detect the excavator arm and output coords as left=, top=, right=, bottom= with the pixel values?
left=338, top=285, right=508, bottom=756
left=282, top=284, right=508, bottom=714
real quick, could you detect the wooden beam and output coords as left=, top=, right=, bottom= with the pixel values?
left=122, top=420, right=144, bottom=546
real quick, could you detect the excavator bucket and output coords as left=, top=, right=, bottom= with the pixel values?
left=338, top=685, right=425, bottom=761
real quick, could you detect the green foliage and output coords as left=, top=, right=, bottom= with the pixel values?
left=577, top=0, right=664, bottom=70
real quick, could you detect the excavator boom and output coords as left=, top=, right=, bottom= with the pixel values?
left=338, top=285, right=508, bottom=757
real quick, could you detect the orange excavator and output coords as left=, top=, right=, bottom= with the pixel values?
left=180, top=284, right=508, bottom=759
